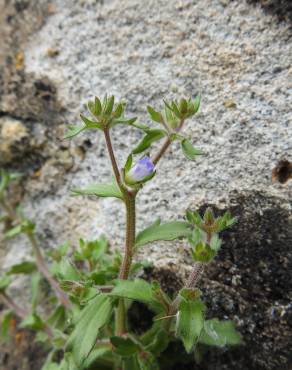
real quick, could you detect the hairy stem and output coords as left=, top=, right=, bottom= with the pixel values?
left=152, top=137, right=171, bottom=166
left=116, top=193, right=136, bottom=335
left=119, top=193, right=136, bottom=280
left=152, top=118, right=185, bottom=166
left=103, top=128, right=137, bottom=335
left=104, top=128, right=122, bottom=187
left=168, top=262, right=205, bottom=319
left=27, top=233, right=71, bottom=309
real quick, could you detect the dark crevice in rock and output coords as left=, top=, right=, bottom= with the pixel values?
left=246, top=0, right=292, bottom=23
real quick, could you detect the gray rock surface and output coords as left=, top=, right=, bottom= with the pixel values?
left=0, top=0, right=291, bottom=369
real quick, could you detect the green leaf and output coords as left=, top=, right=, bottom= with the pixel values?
left=181, top=139, right=203, bottom=160
left=77, top=236, right=108, bottom=264
left=215, top=211, right=237, bottom=232
left=141, top=326, right=169, bottom=356
left=41, top=363, right=60, bottom=370
left=82, top=347, right=111, bottom=369
left=122, top=355, right=141, bottom=370
left=8, top=261, right=36, bottom=275
left=138, top=356, right=160, bottom=370
left=135, top=221, right=191, bottom=248
left=124, top=154, right=133, bottom=172
left=20, top=313, right=45, bottom=331
left=48, top=306, right=67, bottom=330
left=179, top=288, right=201, bottom=301
left=64, top=124, right=86, bottom=139
left=164, top=103, right=179, bottom=129
left=71, top=182, right=124, bottom=200
left=57, top=260, right=81, bottom=281
left=31, top=272, right=41, bottom=310
left=191, top=242, right=216, bottom=263
left=95, top=96, right=102, bottom=116
left=191, top=94, right=201, bottom=114
left=80, top=114, right=102, bottom=129
left=199, top=319, right=242, bottom=347
left=179, top=98, right=188, bottom=114
left=0, top=311, right=13, bottom=342
left=111, top=336, right=139, bottom=357
left=4, top=224, right=23, bottom=239
left=110, top=279, right=163, bottom=312
left=210, top=234, right=221, bottom=252
left=48, top=242, right=70, bottom=262
left=111, top=117, right=142, bottom=129
left=40, top=351, right=59, bottom=370
left=66, top=294, right=113, bottom=366
left=171, top=101, right=181, bottom=118
left=104, top=95, right=115, bottom=115
left=129, top=120, right=149, bottom=130
left=132, top=129, right=167, bottom=154
left=0, top=276, right=11, bottom=292
left=60, top=353, right=79, bottom=370
left=188, top=228, right=205, bottom=247
left=0, top=169, right=21, bottom=193
left=113, top=102, right=124, bottom=118
left=176, top=299, right=205, bottom=353
left=203, top=207, right=214, bottom=224
left=186, top=210, right=203, bottom=226
left=87, top=101, right=95, bottom=116
left=147, top=106, right=164, bottom=123
left=5, top=220, right=35, bottom=239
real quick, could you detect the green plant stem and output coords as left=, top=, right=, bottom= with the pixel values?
left=152, top=118, right=185, bottom=165
left=168, top=262, right=204, bottom=316
left=0, top=198, right=71, bottom=309
left=27, top=232, right=71, bottom=309
left=162, top=262, right=205, bottom=333
left=0, top=291, right=54, bottom=338
left=118, top=193, right=136, bottom=280
left=0, top=291, right=28, bottom=318
left=152, top=137, right=171, bottom=166
left=116, top=192, right=136, bottom=335
left=104, top=128, right=122, bottom=187
left=103, top=128, right=138, bottom=335
left=163, top=262, right=204, bottom=331
left=115, top=299, right=126, bottom=335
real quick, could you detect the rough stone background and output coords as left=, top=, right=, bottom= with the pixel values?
left=0, top=0, right=291, bottom=369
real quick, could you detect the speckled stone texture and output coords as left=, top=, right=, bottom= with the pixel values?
left=0, top=0, right=291, bottom=369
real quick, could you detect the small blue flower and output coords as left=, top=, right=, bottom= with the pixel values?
left=125, top=156, right=155, bottom=184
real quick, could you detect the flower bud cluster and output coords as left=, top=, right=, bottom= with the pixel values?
left=186, top=208, right=237, bottom=263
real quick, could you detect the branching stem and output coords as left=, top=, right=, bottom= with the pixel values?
left=104, top=128, right=122, bottom=187
left=103, top=118, right=185, bottom=335
left=103, top=128, right=137, bottom=335
left=152, top=118, right=185, bottom=165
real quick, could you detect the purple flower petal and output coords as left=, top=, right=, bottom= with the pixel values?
left=126, top=156, right=155, bottom=183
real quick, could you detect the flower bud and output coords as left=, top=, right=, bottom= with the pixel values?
left=125, top=156, right=155, bottom=185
